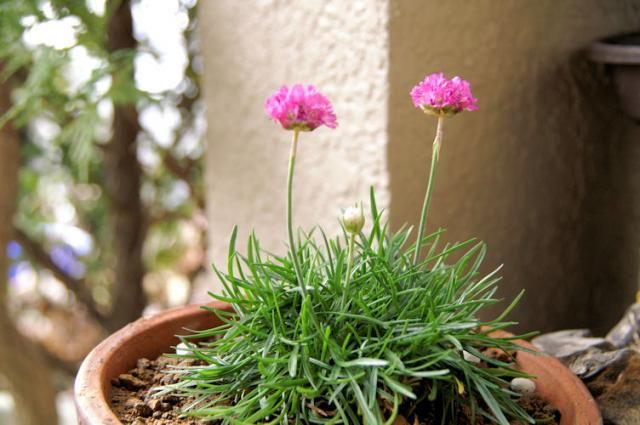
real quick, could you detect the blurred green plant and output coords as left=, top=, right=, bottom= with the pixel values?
left=0, top=0, right=205, bottom=330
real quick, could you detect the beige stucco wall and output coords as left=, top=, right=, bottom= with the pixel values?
left=201, top=1, right=640, bottom=332
left=388, top=0, right=640, bottom=332
left=200, top=1, right=390, bottom=294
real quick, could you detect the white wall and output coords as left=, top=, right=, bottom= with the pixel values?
left=200, top=0, right=390, bottom=293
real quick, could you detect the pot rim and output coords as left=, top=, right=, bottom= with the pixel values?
left=74, top=301, right=233, bottom=424
left=588, top=39, right=640, bottom=65
left=74, top=302, right=602, bottom=425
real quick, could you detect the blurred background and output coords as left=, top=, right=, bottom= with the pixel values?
left=0, top=0, right=205, bottom=423
left=1, top=1, right=640, bottom=424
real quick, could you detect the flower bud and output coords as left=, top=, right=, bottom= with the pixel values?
left=342, top=204, right=365, bottom=235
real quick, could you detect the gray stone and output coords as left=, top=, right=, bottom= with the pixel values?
left=569, top=347, right=633, bottom=379
left=532, top=329, right=610, bottom=359
left=509, top=377, right=536, bottom=395
left=606, top=303, right=640, bottom=348
left=462, top=350, right=481, bottom=364
left=175, top=342, right=193, bottom=356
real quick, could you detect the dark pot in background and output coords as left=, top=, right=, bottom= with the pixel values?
left=74, top=302, right=602, bottom=425
left=589, top=33, right=640, bottom=121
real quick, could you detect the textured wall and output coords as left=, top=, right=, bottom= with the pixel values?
left=200, top=0, right=390, bottom=293
left=388, top=0, right=640, bottom=332
left=200, top=0, right=640, bottom=332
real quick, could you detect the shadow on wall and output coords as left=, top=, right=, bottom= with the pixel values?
left=387, top=1, right=640, bottom=334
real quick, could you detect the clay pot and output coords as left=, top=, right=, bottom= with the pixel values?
left=588, top=33, right=640, bottom=121
left=75, top=301, right=602, bottom=425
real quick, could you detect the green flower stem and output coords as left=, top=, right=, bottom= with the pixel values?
left=413, top=114, right=444, bottom=266
left=341, top=232, right=356, bottom=308
left=287, top=129, right=306, bottom=296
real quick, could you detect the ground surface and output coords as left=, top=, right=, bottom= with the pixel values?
left=110, top=355, right=559, bottom=425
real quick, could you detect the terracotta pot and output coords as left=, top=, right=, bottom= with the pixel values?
left=588, top=33, right=640, bottom=121
left=75, top=301, right=602, bottom=425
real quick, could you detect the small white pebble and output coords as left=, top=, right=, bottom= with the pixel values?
left=463, top=350, right=481, bottom=364
left=510, top=377, right=536, bottom=395
left=175, top=342, right=192, bottom=356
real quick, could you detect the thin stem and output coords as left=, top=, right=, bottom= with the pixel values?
left=413, top=114, right=444, bottom=266
left=341, top=232, right=356, bottom=308
left=287, top=129, right=306, bottom=296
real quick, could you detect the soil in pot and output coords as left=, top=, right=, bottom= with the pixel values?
left=110, top=350, right=561, bottom=425
left=110, top=356, right=208, bottom=425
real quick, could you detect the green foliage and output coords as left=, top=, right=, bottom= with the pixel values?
left=161, top=190, right=534, bottom=425
left=0, top=1, right=136, bottom=176
left=0, top=0, right=205, bottom=305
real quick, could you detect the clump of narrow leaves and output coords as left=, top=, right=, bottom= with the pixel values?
left=160, top=190, right=535, bottom=425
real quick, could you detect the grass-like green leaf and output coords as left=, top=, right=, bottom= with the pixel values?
left=158, top=188, right=534, bottom=425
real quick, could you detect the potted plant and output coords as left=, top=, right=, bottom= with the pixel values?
left=75, top=74, right=601, bottom=424
left=588, top=32, right=640, bottom=121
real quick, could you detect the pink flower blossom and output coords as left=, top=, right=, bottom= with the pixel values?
left=265, top=84, right=337, bottom=131
left=410, top=73, right=478, bottom=116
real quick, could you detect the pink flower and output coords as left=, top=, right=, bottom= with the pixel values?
left=410, top=73, right=478, bottom=116
left=265, top=84, right=337, bottom=131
